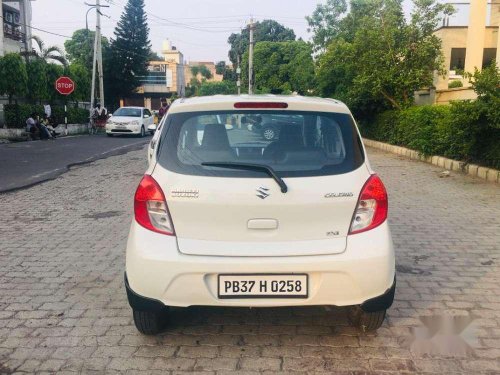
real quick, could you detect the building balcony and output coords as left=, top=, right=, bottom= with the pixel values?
left=3, top=24, right=26, bottom=42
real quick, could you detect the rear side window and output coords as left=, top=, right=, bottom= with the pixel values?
left=158, top=111, right=364, bottom=178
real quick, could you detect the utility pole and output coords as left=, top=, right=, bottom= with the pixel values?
left=86, top=0, right=108, bottom=113
left=96, top=0, right=105, bottom=109
left=248, top=17, right=255, bottom=95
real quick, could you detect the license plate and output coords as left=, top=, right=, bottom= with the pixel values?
left=218, top=274, right=308, bottom=299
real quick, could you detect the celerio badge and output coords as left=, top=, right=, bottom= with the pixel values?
left=171, top=189, right=199, bottom=198
left=324, top=192, right=354, bottom=198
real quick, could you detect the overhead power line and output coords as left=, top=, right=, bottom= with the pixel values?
left=0, top=15, right=73, bottom=39
left=103, top=0, right=243, bottom=33
left=1, top=15, right=156, bottom=61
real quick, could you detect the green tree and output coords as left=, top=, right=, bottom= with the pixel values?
left=45, top=63, right=64, bottom=103
left=241, top=41, right=315, bottom=95
left=148, top=51, right=163, bottom=61
left=191, top=65, right=213, bottom=80
left=314, top=0, right=454, bottom=114
left=64, top=29, right=110, bottom=72
left=466, top=62, right=500, bottom=128
left=0, top=53, right=28, bottom=103
left=106, top=0, right=151, bottom=104
left=31, top=35, right=68, bottom=66
left=227, top=20, right=295, bottom=67
left=185, top=77, right=201, bottom=97
left=26, top=59, right=48, bottom=103
left=67, top=63, right=91, bottom=103
left=187, top=65, right=214, bottom=96
left=215, top=61, right=236, bottom=81
left=306, top=0, right=347, bottom=52
left=215, top=61, right=226, bottom=75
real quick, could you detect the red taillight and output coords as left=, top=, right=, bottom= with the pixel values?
left=134, top=175, right=175, bottom=236
left=349, top=175, right=388, bottom=235
left=234, top=102, right=288, bottom=109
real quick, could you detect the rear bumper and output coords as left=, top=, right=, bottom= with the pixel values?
left=125, top=272, right=396, bottom=312
left=125, top=221, right=395, bottom=308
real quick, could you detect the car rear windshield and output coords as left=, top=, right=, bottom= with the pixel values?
left=113, top=108, right=141, bottom=117
left=157, top=110, right=364, bottom=178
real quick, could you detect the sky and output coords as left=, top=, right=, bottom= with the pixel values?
left=31, top=0, right=470, bottom=63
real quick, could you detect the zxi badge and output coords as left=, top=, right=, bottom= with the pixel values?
left=256, top=187, right=270, bottom=199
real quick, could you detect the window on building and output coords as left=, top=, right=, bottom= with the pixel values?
left=482, top=48, right=497, bottom=68
left=450, top=48, right=466, bottom=70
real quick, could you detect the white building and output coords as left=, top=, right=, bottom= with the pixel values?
left=1, top=0, right=32, bottom=56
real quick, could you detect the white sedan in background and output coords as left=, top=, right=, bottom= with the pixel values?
left=106, top=107, right=154, bottom=137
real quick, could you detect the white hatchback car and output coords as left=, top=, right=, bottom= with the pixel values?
left=106, top=106, right=154, bottom=137
left=126, top=95, right=395, bottom=334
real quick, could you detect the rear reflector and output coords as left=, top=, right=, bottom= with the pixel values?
left=234, top=102, right=288, bottom=109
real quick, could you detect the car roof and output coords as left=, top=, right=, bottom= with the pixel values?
left=169, top=95, right=351, bottom=114
left=117, top=106, right=145, bottom=110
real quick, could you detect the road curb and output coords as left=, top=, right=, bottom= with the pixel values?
left=0, top=124, right=89, bottom=142
left=363, top=138, right=500, bottom=184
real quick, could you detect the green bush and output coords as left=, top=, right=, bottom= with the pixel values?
left=4, top=104, right=44, bottom=128
left=360, top=102, right=500, bottom=169
left=358, top=110, right=399, bottom=143
left=4, top=104, right=88, bottom=128
left=198, top=80, right=237, bottom=96
left=395, top=106, right=451, bottom=156
left=448, top=80, right=463, bottom=89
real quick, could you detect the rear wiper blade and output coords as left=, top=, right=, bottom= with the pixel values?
left=201, top=162, right=288, bottom=193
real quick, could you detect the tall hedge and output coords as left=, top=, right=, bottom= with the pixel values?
left=359, top=103, right=500, bottom=169
left=4, top=104, right=88, bottom=128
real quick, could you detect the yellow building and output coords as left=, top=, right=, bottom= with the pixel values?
left=126, top=40, right=224, bottom=110
left=427, top=0, right=500, bottom=104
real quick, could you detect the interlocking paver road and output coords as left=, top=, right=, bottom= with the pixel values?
left=0, top=146, right=499, bottom=374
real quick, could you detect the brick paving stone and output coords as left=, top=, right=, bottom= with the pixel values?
left=0, top=146, right=499, bottom=373
left=194, top=357, right=238, bottom=371
left=239, top=357, right=282, bottom=371
left=177, top=345, right=219, bottom=358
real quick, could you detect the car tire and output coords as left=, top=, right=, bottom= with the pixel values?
left=106, top=133, right=113, bottom=137
left=348, top=306, right=386, bottom=332
left=140, top=126, right=146, bottom=137
left=132, top=309, right=167, bottom=335
left=262, top=126, right=277, bottom=141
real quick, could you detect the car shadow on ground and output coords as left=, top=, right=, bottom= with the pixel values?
left=158, top=305, right=369, bottom=337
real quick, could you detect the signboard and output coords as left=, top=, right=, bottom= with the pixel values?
left=55, top=76, right=75, bottom=96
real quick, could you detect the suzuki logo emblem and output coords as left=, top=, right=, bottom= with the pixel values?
left=256, top=187, right=270, bottom=199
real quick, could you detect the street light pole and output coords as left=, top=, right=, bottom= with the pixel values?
left=85, top=6, right=96, bottom=31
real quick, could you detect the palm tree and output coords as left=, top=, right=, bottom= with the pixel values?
left=30, top=35, right=68, bottom=66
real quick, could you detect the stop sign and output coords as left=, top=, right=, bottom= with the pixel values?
left=55, top=76, right=75, bottom=96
